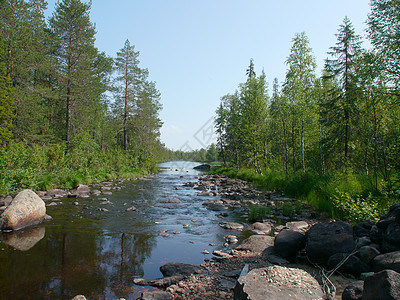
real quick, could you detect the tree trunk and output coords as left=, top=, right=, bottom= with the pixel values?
left=123, top=63, right=129, bottom=151
left=282, top=117, right=289, bottom=179
left=301, top=120, right=305, bottom=172
left=292, top=119, right=296, bottom=173
left=66, top=79, right=71, bottom=154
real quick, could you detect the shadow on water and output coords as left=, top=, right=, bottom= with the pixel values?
left=0, top=161, right=247, bottom=299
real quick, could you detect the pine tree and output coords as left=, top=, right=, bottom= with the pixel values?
left=113, top=39, right=142, bottom=151
left=0, top=0, right=56, bottom=142
left=49, top=0, right=109, bottom=153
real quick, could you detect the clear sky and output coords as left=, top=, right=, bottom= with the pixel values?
left=44, top=0, right=372, bottom=150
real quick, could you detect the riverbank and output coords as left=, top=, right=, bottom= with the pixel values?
left=133, top=174, right=400, bottom=300
left=0, top=141, right=156, bottom=197
left=208, top=166, right=398, bottom=224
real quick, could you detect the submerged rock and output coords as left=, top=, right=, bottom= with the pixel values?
left=160, top=198, right=181, bottom=203
left=0, top=189, right=46, bottom=231
left=160, top=262, right=205, bottom=277
left=219, top=221, right=244, bottom=231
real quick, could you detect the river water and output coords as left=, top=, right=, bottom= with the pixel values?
left=0, top=161, right=247, bottom=299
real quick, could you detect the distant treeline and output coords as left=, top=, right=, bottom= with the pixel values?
left=214, top=1, right=400, bottom=221
left=0, top=0, right=163, bottom=194
left=162, top=143, right=219, bottom=163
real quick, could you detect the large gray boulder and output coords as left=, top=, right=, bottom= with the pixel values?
left=0, top=189, right=46, bottom=231
left=372, top=250, right=400, bottom=273
left=363, top=270, right=400, bottom=300
left=234, top=266, right=324, bottom=300
left=305, top=221, right=355, bottom=265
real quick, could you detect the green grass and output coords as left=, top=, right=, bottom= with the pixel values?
left=0, top=141, right=151, bottom=196
left=210, top=165, right=398, bottom=223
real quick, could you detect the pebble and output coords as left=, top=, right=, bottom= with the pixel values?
left=201, top=250, right=210, bottom=254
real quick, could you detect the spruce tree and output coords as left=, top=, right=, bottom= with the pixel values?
left=324, top=17, right=362, bottom=162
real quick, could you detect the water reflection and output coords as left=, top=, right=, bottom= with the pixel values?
left=0, top=225, right=45, bottom=251
left=0, top=161, right=244, bottom=299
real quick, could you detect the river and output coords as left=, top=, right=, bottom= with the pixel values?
left=0, top=161, right=248, bottom=299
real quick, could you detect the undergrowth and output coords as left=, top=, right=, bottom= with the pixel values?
left=210, top=166, right=398, bottom=223
left=0, top=139, right=156, bottom=196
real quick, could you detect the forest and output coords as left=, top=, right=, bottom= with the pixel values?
left=0, top=0, right=163, bottom=195
left=1, top=0, right=399, bottom=223
left=213, top=0, right=400, bottom=222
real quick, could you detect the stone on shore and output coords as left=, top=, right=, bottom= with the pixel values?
left=248, top=222, right=272, bottom=235
left=138, top=291, right=172, bottom=300
left=327, top=253, right=371, bottom=276
left=372, top=250, right=400, bottom=273
left=234, top=266, right=324, bottom=300
left=362, top=270, right=400, bottom=300
left=342, top=281, right=363, bottom=300
left=236, top=235, right=275, bottom=254
left=274, top=229, right=306, bottom=259
left=305, top=221, right=355, bottom=265
left=0, top=195, right=12, bottom=207
left=0, top=189, right=46, bottom=231
left=71, top=296, right=87, bottom=300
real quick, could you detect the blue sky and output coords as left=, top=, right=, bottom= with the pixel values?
left=45, top=0, right=372, bottom=150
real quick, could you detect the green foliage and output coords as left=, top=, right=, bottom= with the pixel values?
left=0, top=141, right=147, bottom=196
left=282, top=203, right=293, bottom=216
left=248, top=204, right=271, bottom=222
left=211, top=165, right=398, bottom=223
left=331, top=192, right=384, bottom=223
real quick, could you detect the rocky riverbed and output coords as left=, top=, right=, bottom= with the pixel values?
left=1, top=170, right=400, bottom=300
left=133, top=174, right=400, bottom=300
